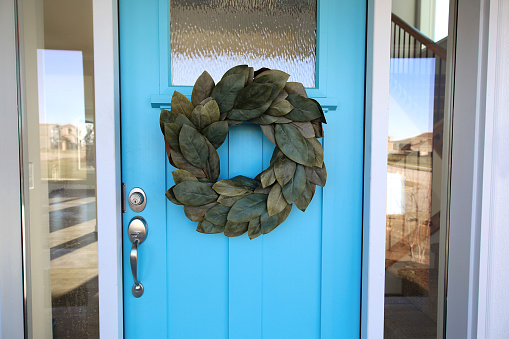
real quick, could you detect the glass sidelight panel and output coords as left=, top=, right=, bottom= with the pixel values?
left=385, top=1, right=451, bottom=338
left=17, top=0, right=99, bottom=338
left=170, top=0, right=317, bottom=86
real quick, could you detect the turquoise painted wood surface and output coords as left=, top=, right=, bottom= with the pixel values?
left=120, top=0, right=366, bottom=338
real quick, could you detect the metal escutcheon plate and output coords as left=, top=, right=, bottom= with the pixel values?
left=128, top=187, right=147, bottom=213
left=132, top=283, right=144, bottom=298
left=128, top=216, right=148, bottom=244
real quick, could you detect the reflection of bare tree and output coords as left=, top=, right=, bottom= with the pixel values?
left=406, top=189, right=431, bottom=263
left=404, top=152, right=432, bottom=264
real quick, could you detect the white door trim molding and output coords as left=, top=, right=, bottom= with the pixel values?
left=361, top=0, right=391, bottom=338
left=445, top=0, right=495, bottom=337
left=93, top=0, right=123, bottom=338
left=0, top=0, right=25, bottom=337
left=475, top=0, right=509, bottom=337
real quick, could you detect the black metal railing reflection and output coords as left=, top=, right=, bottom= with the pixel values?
left=391, top=13, right=446, bottom=60
left=391, top=13, right=447, bottom=163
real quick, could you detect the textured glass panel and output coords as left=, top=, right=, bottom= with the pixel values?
left=170, top=0, right=317, bottom=87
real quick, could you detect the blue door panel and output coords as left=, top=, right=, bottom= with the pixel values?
left=120, top=0, right=366, bottom=338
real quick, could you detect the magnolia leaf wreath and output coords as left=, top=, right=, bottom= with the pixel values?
left=160, top=65, right=327, bottom=239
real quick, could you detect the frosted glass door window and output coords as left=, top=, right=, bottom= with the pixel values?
left=170, top=0, right=317, bottom=87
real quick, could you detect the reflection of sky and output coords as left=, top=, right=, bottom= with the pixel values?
left=388, top=58, right=435, bottom=141
left=37, top=49, right=85, bottom=126
left=387, top=172, right=405, bottom=215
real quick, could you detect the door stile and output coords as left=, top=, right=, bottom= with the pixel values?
left=228, top=126, right=264, bottom=338
left=120, top=0, right=169, bottom=337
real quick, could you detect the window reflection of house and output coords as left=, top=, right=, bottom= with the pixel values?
left=40, top=123, right=79, bottom=151
left=38, top=123, right=95, bottom=184
left=388, top=133, right=433, bottom=156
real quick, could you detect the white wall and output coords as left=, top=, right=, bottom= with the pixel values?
left=483, top=0, right=509, bottom=336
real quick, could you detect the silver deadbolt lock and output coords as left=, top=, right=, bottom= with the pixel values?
left=128, top=187, right=147, bottom=212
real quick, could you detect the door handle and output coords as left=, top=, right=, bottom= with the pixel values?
left=128, top=216, right=148, bottom=298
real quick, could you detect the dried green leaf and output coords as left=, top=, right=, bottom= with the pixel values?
left=260, top=125, right=276, bottom=145
left=179, top=125, right=208, bottom=168
left=248, top=217, right=262, bottom=240
left=309, top=98, right=327, bottom=123
left=171, top=91, right=194, bottom=117
left=160, top=109, right=179, bottom=134
left=274, top=117, right=292, bottom=124
left=173, top=181, right=218, bottom=206
left=197, top=220, right=225, bottom=234
left=311, top=121, right=324, bottom=138
left=272, top=89, right=288, bottom=105
left=267, top=183, right=288, bottom=216
left=266, top=100, right=294, bottom=117
left=189, top=99, right=220, bottom=131
left=221, top=64, right=250, bottom=85
left=165, top=186, right=183, bottom=205
left=305, top=164, right=327, bottom=187
left=260, top=204, right=292, bottom=234
left=204, top=204, right=230, bottom=226
left=290, top=122, right=315, bottom=138
left=164, top=123, right=181, bottom=152
left=227, top=194, right=268, bottom=223
left=170, top=151, right=206, bottom=178
left=253, top=70, right=290, bottom=101
left=172, top=169, right=198, bottom=185
left=212, top=179, right=250, bottom=196
left=305, top=138, right=317, bottom=167
left=294, top=181, right=316, bottom=212
left=247, top=67, right=255, bottom=85
left=249, top=114, right=278, bottom=125
left=284, top=94, right=322, bottom=122
left=270, top=147, right=283, bottom=165
left=282, top=164, right=306, bottom=204
left=254, top=185, right=271, bottom=194
left=307, top=138, right=324, bottom=167
left=217, top=193, right=250, bottom=207
left=202, top=121, right=228, bottom=149
left=274, top=124, right=315, bottom=166
left=174, top=114, right=196, bottom=129
left=284, top=82, right=307, bottom=97
left=210, top=74, right=245, bottom=113
left=205, top=140, right=220, bottom=181
left=230, top=175, right=260, bottom=189
left=232, top=83, right=273, bottom=110
left=228, top=83, right=273, bottom=120
left=200, top=97, right=213, bottom=105
left=274, top=155, right=297, bottom=186
left=260, top=165, right=276, bottom=188
left=224, top=221, right=248, bottom=237
left=191, top=71, right=215, bottom=106
left=184, top=202, right=217, bottom=222
left=228, top=120, right=243, bottom=126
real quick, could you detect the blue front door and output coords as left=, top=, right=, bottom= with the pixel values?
left=120, top=1, right=366, bottom=338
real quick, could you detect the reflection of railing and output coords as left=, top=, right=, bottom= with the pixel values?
left=391, top=13, right=446, bottom=60
left=391, top=13, right=446, bottom=159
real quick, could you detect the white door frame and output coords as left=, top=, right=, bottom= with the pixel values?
left=0, top=0, right=25, bottom=337
left=1, top=0, right=503, bottom=337
left=361, top=0, right=391, bottom=337
left=93, top=0, right=123, bottom=338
